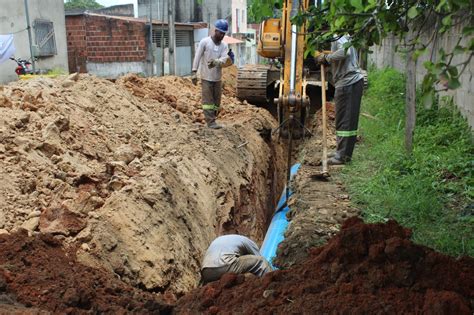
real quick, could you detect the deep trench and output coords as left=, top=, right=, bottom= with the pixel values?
left=218, top=132, right=287, bottom=244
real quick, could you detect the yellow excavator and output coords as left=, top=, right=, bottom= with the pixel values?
left=237, top=0, right=332, bottom=197
left=237, top=0, right=328, bottom=139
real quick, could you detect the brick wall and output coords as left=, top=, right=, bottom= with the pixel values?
left=66, top=16, right=87, bottom=73
left=66, top=14, right=147, bottom=73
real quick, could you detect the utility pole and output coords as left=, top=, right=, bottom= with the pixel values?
left=24, top=0, right=36, bottom=74
left=148, top=0, right=154, bottom=76
left=168, top=0, right=175, bottom=75
left=161, top=0, right=165, bottom=75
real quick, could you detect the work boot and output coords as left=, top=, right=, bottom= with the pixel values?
left=204, top=109, right=223, bottom=129
left=328, top=157, right=345, bottom=165
left=327, top=151, right=336, bottom=158
left=208, top=121, right=223, bottom=129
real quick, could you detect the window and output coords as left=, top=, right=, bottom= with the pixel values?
left=34, top=19, right=57, bottom=56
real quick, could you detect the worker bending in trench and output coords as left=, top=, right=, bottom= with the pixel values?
left=191, top=19, right=234, bottom=129
left=200, top=234, right=272, bottom=285
left=316, top=35, right=364, bottom=165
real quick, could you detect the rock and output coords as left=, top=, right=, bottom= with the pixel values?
left=68, top=72, right=80, bottom=82
left=39, top=206, right=86, bottom=236
left=42, top=121, right=61, bottom=140
left=105, top=161, right=127, bottom=175
left=81, top=243, right=91, bottom=251
left=142, top=190, right=160, bottom=207
left=27, top=210, right=42, bottom=219
left=74, top=191, right=104, bottom=214
left=62, top=80, right=74, bottom=88
left=0, top=95, right=12, bottom=108
left=76, top=225, right=93, bottom=242
left=37, top=141, right=62, bottom=158
left=21, top=217, right=40, bottom=232
left=54, top=116, right=70, bottom=132
left=0, top=229, right=9, bottom=235
left=129, top=158, right=143, bottom=170
left=19, top=113, right=30, bottom=124
left=108, top=176, right=126, bottom=191
left=114, top=144, right=137, bottom=164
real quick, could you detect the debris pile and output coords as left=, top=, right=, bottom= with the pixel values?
left=176, top=217, right=474, bottom=314
left=0, top=71, right=284, bottom=296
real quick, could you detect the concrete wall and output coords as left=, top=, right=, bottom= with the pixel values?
left=137, top=0, right=248, bottom=35
left=231, top=0, right=247, bottom=34
left=94, top=4, right=135, bottom=17
left=369, top=19, right=474, bottom=130
left=0, top=0, right=69, bottom=84
left=66, top=14, right=147, bottom=78
left=138, top=0, right=201, bottom=23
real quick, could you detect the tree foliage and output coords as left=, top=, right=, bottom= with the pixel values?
left=64, top=0, right=104, bottom=10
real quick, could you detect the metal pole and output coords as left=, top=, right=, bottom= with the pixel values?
left=148, top=0, right=154, bottom=76
left=24, top=0, right=36, bottom=74
left=161, top=0, right=165, bottom=75
left=168, top=0, right=175, bottom=75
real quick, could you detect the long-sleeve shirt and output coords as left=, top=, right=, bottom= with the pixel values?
left=202, top=235, right=262, bottom=268
left=326, top=35, right=364, bottom=89
left=192, top=36, right=229, bottom=82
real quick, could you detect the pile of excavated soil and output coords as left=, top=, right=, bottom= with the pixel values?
left=0, top=70, right=284, bottom=298
left=0, top=230, right=172, bottom=314
left=176, top=217, right=474, bottom=314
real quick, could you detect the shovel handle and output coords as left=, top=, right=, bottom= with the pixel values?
left=321, top=64, right=328, bottom=173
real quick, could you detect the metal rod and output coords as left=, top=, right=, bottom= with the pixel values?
left=289, top=24, right=297, bottom=92
left=286, top=115, right=293, bottom=203
left=24, top=0, right=36, bottom=74
left=321, top=64, right=328, bottom=173
left=148, top=0, right=154, bottom=76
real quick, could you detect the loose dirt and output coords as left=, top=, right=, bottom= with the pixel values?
left=1, top=67, right=473, bottom=314
left=0, top=229, right=172, bottom=314
left=275, top=102, right=361, bottom=269
left=176, top=217, right=474, bottom=314
left=0, top=65, right=284, bottom=305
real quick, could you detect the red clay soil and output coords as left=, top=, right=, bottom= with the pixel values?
left=0, top=229, right=173, bottom=314
left=176, top=217, right=474, bottom=314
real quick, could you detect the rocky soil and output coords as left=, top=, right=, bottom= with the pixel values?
left=0, top=65, right=285, bottom=306
left=1, top=66, right=472, bottom=314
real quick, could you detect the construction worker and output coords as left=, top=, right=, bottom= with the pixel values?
left=191, top=19, right=233, bottom=129
left=200, top=234, right=272, bottom=285
left=316, top=35, right=364, bottom=165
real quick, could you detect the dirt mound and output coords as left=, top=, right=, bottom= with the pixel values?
left=221, top=65, right=237, bottom=97
left=0, top=229, right=172, bottom=314
left=0, top=72, right=284, bottom=295
left=176, top=217, right=474, bottom=314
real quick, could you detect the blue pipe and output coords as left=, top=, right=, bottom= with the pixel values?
left=260, top=163, right=300, bottom=267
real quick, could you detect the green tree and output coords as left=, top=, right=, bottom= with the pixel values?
left=64, top=0, right=104, bottom=10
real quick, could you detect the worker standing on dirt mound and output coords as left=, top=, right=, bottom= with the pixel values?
left=191, top=19, right=233, bottom=129
left=200, top=234, right=272, bottom=285
left=316, top=35, right=364, bottom=165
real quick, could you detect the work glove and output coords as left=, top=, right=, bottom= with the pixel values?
left=227, top=49, right=235, bottom=64
left=191, top=71, right=198, bottom=85
left=315, top=53, right=329, bottom=66
left=207, top=59, right=223, bottom=69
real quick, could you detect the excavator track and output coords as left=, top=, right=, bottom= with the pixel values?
left=236, top=65, right=277, bottom=105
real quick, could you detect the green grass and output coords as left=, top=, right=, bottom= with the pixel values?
left=341, top=67, right=473, bottom=257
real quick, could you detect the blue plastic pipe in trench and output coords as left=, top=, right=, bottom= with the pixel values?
left=260, top=163, right=301, bottom=268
